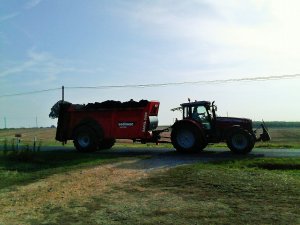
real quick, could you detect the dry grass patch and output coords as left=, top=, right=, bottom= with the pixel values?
left=0, top=160, right=147, bottom=224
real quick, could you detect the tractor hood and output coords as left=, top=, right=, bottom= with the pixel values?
left=216, top=117, right=253, bottom=129
left=216, top=117, right=252, bottom=124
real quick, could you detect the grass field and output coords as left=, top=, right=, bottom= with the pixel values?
left=0, top=128, right=59, bottom=147
left=0, top=126, right=300, bottom=224
left=0, top=151, right=299, bottom=224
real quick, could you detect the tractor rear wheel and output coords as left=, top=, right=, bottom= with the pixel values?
left=171, top=123, right=206, bottom=153
left=73, top=126, right=98, bottom=152
left=227, top=128, right=255, bottom=154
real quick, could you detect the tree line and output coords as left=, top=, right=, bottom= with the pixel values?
left=253, top=121, right=300, bottom=128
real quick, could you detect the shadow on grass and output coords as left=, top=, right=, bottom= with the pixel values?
left=255, top=163, right=300, bottom=170
left=1, top=150, right=119, bottom=172
left=209, top=156, right=300, bottom=172
left=0, top=149, right=146, bottom=190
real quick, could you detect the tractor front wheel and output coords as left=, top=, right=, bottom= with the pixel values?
left=227, top=128, right=255, bottom=154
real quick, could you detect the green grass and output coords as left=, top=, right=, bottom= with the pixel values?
left=29, top=157, right=300, bottom=225
left=1, top=126, right=300, bottom=224
left=0, top=149, right=134, bottom=192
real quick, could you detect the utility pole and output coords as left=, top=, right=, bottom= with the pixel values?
left=4, top=117, right=7, bottom=129
left=62, top=85, right=64, bottom=102
left=35, top=116, right=38, bottom=128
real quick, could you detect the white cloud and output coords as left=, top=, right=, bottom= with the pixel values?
left=0, top=48, right=104, bottom=86
left=118, top=0, right=300, bottom=76
left=0, top=12, right=20, bottom=22
left=0, top=0, right=43, bottom=24
left=25, top=0, right=43, bottom=9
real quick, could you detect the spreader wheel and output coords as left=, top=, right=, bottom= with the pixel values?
left=73, top=126, right=98, bottom=152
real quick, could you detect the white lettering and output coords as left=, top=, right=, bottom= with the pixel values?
left=118, top=122, right=134, bottom=128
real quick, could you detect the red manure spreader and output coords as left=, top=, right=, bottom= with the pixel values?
left=52, top=99, right=270, bottom=154
left=53, top=100, right=161, bottom=152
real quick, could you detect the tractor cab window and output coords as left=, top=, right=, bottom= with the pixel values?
left=192, top=106, right=211, bottom=129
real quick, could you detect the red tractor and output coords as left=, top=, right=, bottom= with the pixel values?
left=170, top=101, right=270, bottom=154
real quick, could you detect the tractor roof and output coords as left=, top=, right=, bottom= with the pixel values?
left=181, top=101, right=211, bottom=107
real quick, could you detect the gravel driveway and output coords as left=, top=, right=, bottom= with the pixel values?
left=1, top=144, right=300, bottom=171
left=90, top=147, right=300, bottom=171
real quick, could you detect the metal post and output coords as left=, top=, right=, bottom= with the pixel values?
left=16, top=137, right=19, bottom=151
left=33, top=136, right=36, bottom=151
left=62, top=85, right=64, bottom=102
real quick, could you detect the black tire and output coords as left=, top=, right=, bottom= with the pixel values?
left=98, top=139, right=116, bottom=150
left=73, top=126, right=98, bottom=152
left=171, top=123, right=207, bottom=153
left=227, top=128, right=255, bottom=154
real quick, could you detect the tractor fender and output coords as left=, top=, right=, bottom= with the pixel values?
left=72, top=118, right=104, bottom=141
left=225, top=125, right=241, bottom=133
left=225, top=125, right=255, bottom=140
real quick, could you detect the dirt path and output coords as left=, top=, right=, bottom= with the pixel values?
left=0, top=159, right=148, bottom=224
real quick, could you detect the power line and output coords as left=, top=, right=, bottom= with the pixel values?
left=0, top=73, right=300, bottom=98
left=0, top=87, right=61, bottom=98
left=66, top=73, right=300, bottom=90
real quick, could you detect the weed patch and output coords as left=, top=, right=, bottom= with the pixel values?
left=247, top=158, right=300, bottom=171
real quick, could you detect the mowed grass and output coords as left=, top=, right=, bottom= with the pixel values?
left=26, top=157, right=300, bottom=225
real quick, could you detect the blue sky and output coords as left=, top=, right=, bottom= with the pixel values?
left=1, top=0, right=300, bottom=128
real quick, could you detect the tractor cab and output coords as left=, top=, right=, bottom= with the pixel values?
left=180, top=101, right=217, bottom=130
